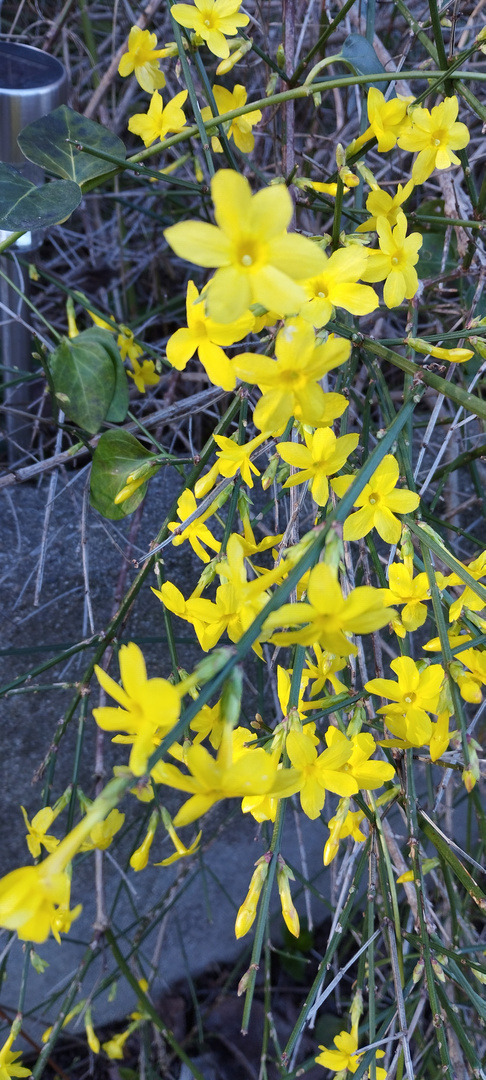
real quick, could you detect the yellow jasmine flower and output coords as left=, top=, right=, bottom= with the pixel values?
left=171, top=0, right=250, bottom=60
left=79, top=809, right=125, bottom=851
left=166, top=279, right=253, bottom=391
left=380, top=562, right=431, bottom=631
left=316, top=1023, right=387, bottom=1077
left=164, top=170, right=326, bottom=323
left=266, top=562, right=393, bottom=656
left=332, top=454, right=420, bottom=545
left=0, top=863, right=74, bottom=944
left=451, top=648, right=486, bottom=703
left=397, top=856, right=440, bottom=884
left=201, top=84, right=262, bottom=153
left=118, top=27, right=167, bottom=93
left=0, top=1034, right=32, bottom=1080
left=117, top=326, right=143, bottom=363
left=325, top=728, right=396, bottom=789
left=285, top=730, right=357, bottom=819
left=152, top=727, right=294, bottom=826
left=215, top=36, right=252, bottom=74
left=168, top=489, right=221, bottom=563
left=212, top=430, right=269, bottom=488
left=444, top=549, right=486, bottom=621
left=361, top=212, right=422, bottom=308
left=154, top=809, right=201, bottom=865
left=127, top=357, right=159, bottom=392
left=324, top=800, right=366, bottom=866
left=93, top=642, right=181, bottom=776
left=234, top=317, right=350, bottom=433
left=85, top=1011, right=100, bottom=1055
left=357, top=179, right=414, bottom=233
left=301, top=644, right=348, bottom=699
left=237, top=507, right=283, bottom=558
left=358, top=86, right=414, bottom=152
left=278, top=427, right=359, bottom=506
left=235, top=856, right=269, bottom=938
left=50, top=889, right=83, bottom=944
left=298, top=247, right=379, bottom=328
left=277, top=859, right=300, bottom=938
left=21, top=806, right=59, bottom=859
left=128, top=89, right=188, bottom=148
left=398, top=96, right=470, bottom=184
left=130, top=812, right=159, bottom=871
left=102, top=1029, right=132, bottom=1060
left=366, top=656, right=444, bottom=746
left=190, top=699, right=224, bottom=747
left=407, top=336, right=474, bottom=364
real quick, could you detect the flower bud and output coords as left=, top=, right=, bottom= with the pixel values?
left=130, top=812, right=159, bottom=871
left=277, top=858, right=300, bottom=938
left=235, top=857, right=269, bottom=938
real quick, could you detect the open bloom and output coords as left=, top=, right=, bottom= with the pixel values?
left=332, top=454, right=420, bottom=545
left=171, top=0, right=250, bottom=59
left=0, top=863, right=76, bottom=944
left=166, top=280, right=253, bottom=390
left=128, top=90, right=188, bottom=147
left=164, top=170, right=326, bottom=323
left=266, top=562, right=393, bottom=656
left=127, top=357, right=159, bottom=392
left=201, top=84, right=262, bottom=153
left=118, top=27, right=167, bottom=93
left=0, top=1034, right=32, bottom=1080
left=380, top=562, right=431, bottom=632
left=93, top=642, right=181, bottom=775
left=361, top=212, right=422, bottom=307
left=324, top=801, right=366, bottom=865
left=358, top=87, right=414, bottom=152
left=21, top=806, right=59, bottom=859
left=357, top=180, right=414, bottom=232
left=316, top=1023, right=386, bottom=1077
left=168, top=489, right=221, bottom=563
left=443, top=549, right=486, bottom=621
left=398, top=96, right=470, bottom=184
left=233, top=317, right=350, bottom=432
left=277, top=427, right=359, bottom=506
left=451, top=649, right=486, bottom=703
left=154, top=809, right=202, bottom=866
left=285, top=730, right=357, bottom=819
left=298, top=247, right=378, bottom=328
left=366, top=655, right=444, bottom=746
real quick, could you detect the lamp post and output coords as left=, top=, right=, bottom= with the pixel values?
left=0, top=42, right=67, bottom=463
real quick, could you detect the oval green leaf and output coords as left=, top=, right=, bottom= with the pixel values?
left=90, top=429, right=161, bottom=520
left=18, top=105, right=127, bottom=185
left=49, top=336, right=115, bottom=434
left=0, top=163, right=81, bottom=230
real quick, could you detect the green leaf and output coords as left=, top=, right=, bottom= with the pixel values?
left=0, top=163, right=81, bottom=230
left=49, top=334, right=115, bottom=434
left=90, top=430, right=160, bottom=520
left=341, top=34, right=389, bottom=91
left=78, top=327, right=129, bottom=423
left=18, top=105, right=126, bottom=185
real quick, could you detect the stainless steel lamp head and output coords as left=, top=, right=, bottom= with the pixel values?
left=0, top=42, right=67, bottom=176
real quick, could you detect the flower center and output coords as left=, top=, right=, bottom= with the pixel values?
left=241, top=254, right=253, bottom=266
left=368, top=492, right=380, bottom=506
left=433, top=137, right=441, bottom=146
left=391, top=256, right=399, bottom=265
left=236, top=238, right=261, bottom=269
left=403, top=693, right=416, bottom=704
left=204, top=18, right=211, bottom=25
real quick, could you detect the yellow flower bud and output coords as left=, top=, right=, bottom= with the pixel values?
left=277, top=859, right=300, bottom=938
left=235, top=857, right=269, bottom=938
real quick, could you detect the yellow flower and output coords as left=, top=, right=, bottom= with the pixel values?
left=301, top=644, right=348, bottom=699
left=211, top=430, right=269, bottom=488
left=266, top=562, right=393, bottom=656
left=326, top=728, right=396, bottom=789
left=0, top=1033, right=32, bottom=1080
left=166, top=279, right=253, bottom=391
left=154, top=808, right=202, bottom=865
left=407, top=336, right=474, bottom=364
left=85, top=1012, right=100, bottom=1055
left=130, top=812, right=159, bottom=871
left=235, top=856, right=269, bottom=938
left=451, top=649, right=486, bottom=703
left=117, top=326, right=143, bottom=363
left=118, top=27, right=167, bottom=93
left=361, top=212, right=422, bottom=307
left=128, top=90, right=188, bottom=148
left=102, top=1029, right=131, bottom=1060
left=171, top=0, right=249, bottom=59
left=332, top=454, right=420, bottom=545
left=357, top=180, right=414, bottom=233
left=278, top=427, right=359, bottom=506
left=398, top=96, right=470, bottom=184
left=127, top=357, right=159, bottom=392
left=201, top=84, right=262, bottom=153
left=0, top=864, right=73, bottom=944
left=324, top=800, right=366, bottom=866
left=152, top=727, right=294, bottom=826
left=359, top=87, right=414, bottom=152
left=234, top=317, right=350, bottom=433
left=79, top=809, right=125, bottom=851
left=168, top=489, right=221, bottom=563
left=366, top=656, right=444, bottom=747
left=316, top=1023, right=387, bottom=1077
left=21, top=806, right=59, bottom=859
left=444, top=549, right=486, bottom=621
left=285, top=730, right=357, bottom=819
left=277, top=859, right=300, bottom=938
left=164, top=170, right=326, bottom=323
left=380, top=562, right=431, bottom=631
left=215, top=37, right=252, bottom=74
left=93, top=642, right=181, bottom=776
left=298, top=247, right=379, bottom=328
